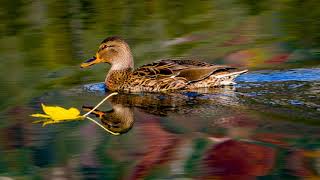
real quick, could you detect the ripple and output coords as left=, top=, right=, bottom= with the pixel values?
left=236, top=68, right=320, bottom=82
left=83, top=82, right=106, bottom=92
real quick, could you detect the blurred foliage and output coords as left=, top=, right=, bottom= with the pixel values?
left=278, top=0, right=320, bottom=48
left=0, top=0, right=320, bottom=179
left=1, top=0, right=320, bottom=110
left=184, top=138, right=210, bottom=177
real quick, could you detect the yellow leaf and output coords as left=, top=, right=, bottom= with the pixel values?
left=40, top=104, right=81, bottom=121
left=30, top=114, right=50, bottom=118
left=31, top=104, right=83, bottom=124
left=30, top=93, right=120, bottom=136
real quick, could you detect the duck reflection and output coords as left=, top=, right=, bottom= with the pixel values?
left=81, top=86, right=240, bottom=135
left=82, top=103, right=134, bottom=134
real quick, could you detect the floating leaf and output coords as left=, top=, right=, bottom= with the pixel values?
left=30, top=113, right=51, bottom=118
left=30, top=92, right=120, bottom=135
left=31, top=104, right=83, bottom=126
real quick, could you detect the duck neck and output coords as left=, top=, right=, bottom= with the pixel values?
left=105, top=68, right=133, bottom=91
left=105, top=48, right=134, bottom=91
left=110, top=47, right=134, bottom=71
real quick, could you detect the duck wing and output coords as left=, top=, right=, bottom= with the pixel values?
left=133, top=59, right=236, bottom=82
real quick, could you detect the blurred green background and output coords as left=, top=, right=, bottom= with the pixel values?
left=1, top=0, right=320, bottom=111
left=1, top=0, right=320, bottom=179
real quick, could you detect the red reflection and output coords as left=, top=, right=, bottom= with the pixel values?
left=128, top=112, right=180, bottom=180
left=286, top=150, right=313, bottom=177
left=252, top=133, right=298, bottom=148
left=265, top=54, right=290, bottom=64
left=202, top=140, right=276, bottom=179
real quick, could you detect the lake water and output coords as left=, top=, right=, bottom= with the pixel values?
left=1, top=0, right=320, bottom=179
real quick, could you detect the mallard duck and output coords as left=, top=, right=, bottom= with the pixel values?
left=81, top=36, right=248, bottom=92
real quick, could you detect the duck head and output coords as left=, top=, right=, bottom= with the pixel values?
left=81, top=36, right=134, bottom=70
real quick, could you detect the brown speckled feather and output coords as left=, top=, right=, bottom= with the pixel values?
left=105, top=59, right=246, bottom=92
left=134, top=59, right=235, bottom=82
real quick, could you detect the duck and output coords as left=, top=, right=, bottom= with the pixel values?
left=81, top=36, right=248, bottom=93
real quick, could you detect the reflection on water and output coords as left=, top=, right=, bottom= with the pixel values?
left=25, top=69, right=320, bottom=179
left=83, top=104, right=134, bottom=134
left=1, top=69, right=320, bottom=179
left=1, top=0, right=320, bottom=179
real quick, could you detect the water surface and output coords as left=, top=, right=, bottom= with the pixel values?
left=1, top=0, right=320, bottom=179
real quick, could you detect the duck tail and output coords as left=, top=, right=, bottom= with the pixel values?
left=215, top=69, right=248, bottom=78
left=214, top=69, right=248, bottom=85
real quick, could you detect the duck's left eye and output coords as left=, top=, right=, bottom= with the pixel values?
left=99, top=45, right=115, bottom=52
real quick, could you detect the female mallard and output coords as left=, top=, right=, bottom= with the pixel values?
left=81, top=36, right=247, bottom=92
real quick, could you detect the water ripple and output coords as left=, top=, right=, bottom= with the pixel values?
left=237, top=68, right=320, bottom=82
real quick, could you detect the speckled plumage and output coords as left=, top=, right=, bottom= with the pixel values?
left=81, top=36, right=248, bottom=93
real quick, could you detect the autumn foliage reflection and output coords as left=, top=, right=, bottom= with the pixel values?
left=202, top=140, right=276, bottom=179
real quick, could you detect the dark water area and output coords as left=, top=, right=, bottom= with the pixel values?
left=1, top=0, right=320, bottom=179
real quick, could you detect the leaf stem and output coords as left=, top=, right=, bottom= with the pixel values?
left=81, top=92, right=119, bottom=135
left=83, top=92, right=118, bottom=117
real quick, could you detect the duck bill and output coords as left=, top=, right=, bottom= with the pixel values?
left=80, top=57, right=101, bottom=68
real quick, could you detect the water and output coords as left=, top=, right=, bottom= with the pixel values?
left=4, top=69, right=318, bottom=179
left=1, top=0, right=320, bottom=179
